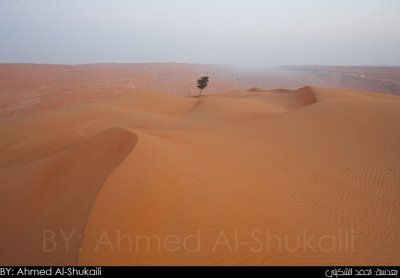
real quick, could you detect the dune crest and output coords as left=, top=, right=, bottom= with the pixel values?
left=77, top=87, right=399, bottom=265
left=0, top=85, right=399, bottom=266
left=0, top=127, right=137, bottom=265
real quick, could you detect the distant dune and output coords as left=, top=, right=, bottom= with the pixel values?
left=0, top=63, right=399, bottom=117
left=280, top=65, right=400, bottom=96
left=0, top=65, right=399, bottom=265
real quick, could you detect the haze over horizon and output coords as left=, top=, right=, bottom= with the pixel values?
left=1, top=0, right=400, bottom=67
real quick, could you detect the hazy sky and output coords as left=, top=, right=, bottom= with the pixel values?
left=1, top=0, right=399, bottom=67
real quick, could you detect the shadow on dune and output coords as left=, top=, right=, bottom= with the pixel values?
left=0, top=127, right=137, bottom=265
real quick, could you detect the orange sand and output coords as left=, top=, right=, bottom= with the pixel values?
left=0, top=77, right=399, bottom=265
left=1, top=64, right=399, bottom=118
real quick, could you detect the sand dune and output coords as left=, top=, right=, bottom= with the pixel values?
left=0, top=127, right=137, bottom=265
left=0, top=84, right=399, bottom=265
left=1, top=64, right=399, bottom=118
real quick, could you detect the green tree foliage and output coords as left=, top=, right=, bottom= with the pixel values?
left=197, top=76, right=209, bottom=96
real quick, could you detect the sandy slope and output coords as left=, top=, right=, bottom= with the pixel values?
left=0, top=86, right=399, bottom=265
left=0, top=127, right=137, bottom=265
left=1, top=64, right=399, bottom=118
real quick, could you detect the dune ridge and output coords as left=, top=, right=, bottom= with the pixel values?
left=0, top=85, right=399, bottom=265
left=0, top=127, right=137, bottom=265
left=1, top=63, right=399, bottom=118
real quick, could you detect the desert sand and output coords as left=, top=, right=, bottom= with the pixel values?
left=1, top=64, right=399, bottom=118
left=0, top=64, right=399, bottom=266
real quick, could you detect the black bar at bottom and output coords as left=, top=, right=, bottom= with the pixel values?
left=0, top=266, right=398, bottom=277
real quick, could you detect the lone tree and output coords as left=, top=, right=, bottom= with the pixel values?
left=197, top=76, right=209, bottom=96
